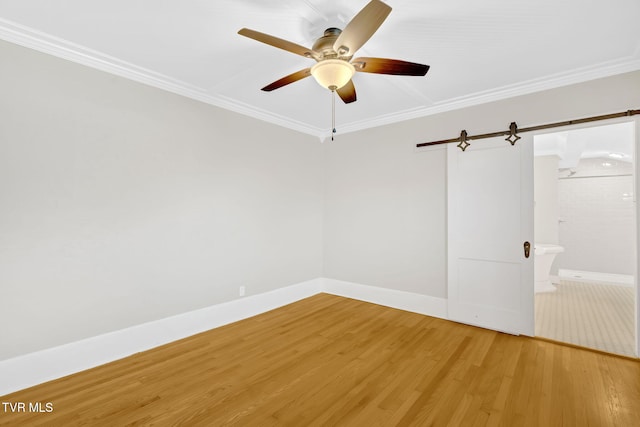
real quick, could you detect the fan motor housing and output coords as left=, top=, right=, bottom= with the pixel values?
left=312, top=28, right=342, bottom=59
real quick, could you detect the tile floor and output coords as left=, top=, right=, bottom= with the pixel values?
left=535, top=280, right=636, bottom=357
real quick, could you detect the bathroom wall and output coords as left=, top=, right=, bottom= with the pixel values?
left=556, top=158, right=636, bottom=277
left=534, top=155, right=560, bottom=245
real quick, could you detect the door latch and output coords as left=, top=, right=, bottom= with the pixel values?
left=524, top=241, right=531, bottom=258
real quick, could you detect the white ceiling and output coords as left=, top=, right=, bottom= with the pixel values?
left=1, top=0, right=639, bottom=139
left=534, top=122, right=635, bottom=169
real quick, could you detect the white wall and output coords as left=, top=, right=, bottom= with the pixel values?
left=323, top=135, right=447, bottom=297
left=534, top=156, right=560, bottom=245
left=0, top=40, right=323, bottom=360
left=323, top=70, right=640, bottom=298
left=556, top=160, right=636, bottom=276
left=636, top=118, right=640, bottom=356
left=1, top=35, right=639, bottom=362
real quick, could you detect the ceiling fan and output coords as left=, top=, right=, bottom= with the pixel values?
left=238, top=0, right=429, bottom=104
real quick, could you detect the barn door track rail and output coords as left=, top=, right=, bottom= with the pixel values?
left=416, top=109, right=640, bottom=151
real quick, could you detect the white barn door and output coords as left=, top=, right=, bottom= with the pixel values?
left=447, top=135, right=534, bottom=335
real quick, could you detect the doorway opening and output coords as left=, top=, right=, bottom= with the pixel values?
left=533, top=121, right=637, bottom=357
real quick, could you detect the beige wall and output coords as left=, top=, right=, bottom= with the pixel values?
left=323, top=71, right=640, bottom=297
left=534, top=155, right=560, bottom=245
left=2, top=35, right=638, bottom=361
left=0, top=40, right=323, bottom=360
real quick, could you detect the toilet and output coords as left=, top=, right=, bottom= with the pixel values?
left=534, top=243, right=564, bottom=293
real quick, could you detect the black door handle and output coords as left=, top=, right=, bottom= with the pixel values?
left=524, top=241, right=531, bottom=258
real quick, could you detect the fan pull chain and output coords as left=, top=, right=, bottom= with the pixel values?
left=331, top=90, right=336, bottom=141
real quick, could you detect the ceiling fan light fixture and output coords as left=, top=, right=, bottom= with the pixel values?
left=310, top=59, right=355, bottom=91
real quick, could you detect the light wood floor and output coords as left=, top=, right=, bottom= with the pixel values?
left=1, top=293, right=639, bottom=426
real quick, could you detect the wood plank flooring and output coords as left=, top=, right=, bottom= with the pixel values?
left=1, top=293, right=639, bottom=426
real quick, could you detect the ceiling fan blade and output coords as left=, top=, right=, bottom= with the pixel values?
left=238, top=28, right=315, bottom=59
left=336, top=80, right=357, bottom=104
left=333, top=0, right=392, bottom=56
left=261, top=68, right=312, bottom=92
left=352, top=57, right=430, bottom=76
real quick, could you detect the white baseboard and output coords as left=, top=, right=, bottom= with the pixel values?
left=558, top=269, right=635, bottom=286
left=0, top=277, right=448, bottom=397
left=0, top=278, right=323, bottom=397
left=321, top=278, right=448, bottom=319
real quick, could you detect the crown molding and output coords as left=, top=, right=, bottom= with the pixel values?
left=0, top=18, right=325, bottom=139
left=0, top=18, right=207, bottom=98
left=1, top=17, right=638, bottom=140
left=337, top=54, right=640, bottom=136
left=213, top=94, right=327, bottom=138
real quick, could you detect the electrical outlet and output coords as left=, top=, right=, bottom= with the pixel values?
left=239, top=286, right=245, bottom=297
